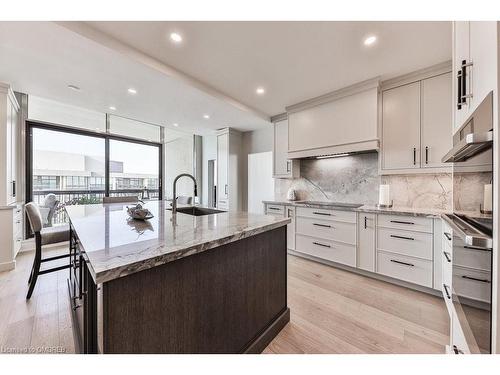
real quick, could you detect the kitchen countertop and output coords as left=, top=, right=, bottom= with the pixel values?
left=65, top=201, right=290, bottom=284
left=263, top=200, right=449, bottom=218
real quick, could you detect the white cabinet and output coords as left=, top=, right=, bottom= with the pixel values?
left=453, top=21, right=498, bottom=133
left=216, top=128, right=242, bottom=212
left=421, top=73, right=453, bottom=168
left=286, top=81, right=379, bottom=159
left=381, top=82, right=421, bottom=170
left=381, top=70, right=452, bottom=173
left=285, top=206, right=296, bottom=251
left=273, top=117, right=299, bottom=178
left=357, top=213, right=375, bottom=272
left=1, top=83, right=19, bottom=206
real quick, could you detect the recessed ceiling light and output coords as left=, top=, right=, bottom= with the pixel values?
left=127, top=88, right=137, bottom=95
left=364, top=35, right=377, bottom=46
left=170, top=32, right=183, bottom=43
left=173, top=123, right=179, bottom=127
left=256, top=87, right=265, bottom=95
left=203, top=114, right=210, bottom=119
left=109, top=106, right=116, bottom=111
left=67, top=84, right=80, bottom=91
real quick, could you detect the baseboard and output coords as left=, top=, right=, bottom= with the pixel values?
left=243, top=308, right=290, bottom=354
left=288, top=250, right=442, bottom=298
left=0, top=260, right=16, bottom=272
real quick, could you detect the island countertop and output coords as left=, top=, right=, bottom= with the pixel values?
left=65, top=201, right=290, bottom=284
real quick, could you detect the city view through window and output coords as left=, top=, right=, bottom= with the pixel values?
left=31, top=127, right=160, bottom=226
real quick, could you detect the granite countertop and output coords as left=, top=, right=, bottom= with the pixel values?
left=263, top=200, right=449, bottom=218
left=66, top=201, right=290, bottom=284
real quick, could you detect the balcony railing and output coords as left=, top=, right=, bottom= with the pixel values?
left=32, top=189, right=160, bottom=226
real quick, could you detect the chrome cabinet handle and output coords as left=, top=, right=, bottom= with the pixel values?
left=425, top=146, right=429, bottom=164
left=462, top=275, right=490, bottom=283
left=443, top=232, right=452, bottom=241
left=461, top=60, right=473, bottom=101
left=453, top=345, right=464, bottom=354
left=313, top=223, right=332, bottom=228
left=390, top=234, right=414, bottom=241
left=286, top=161, right=290, bottom=173
left=457, top=69, right=462, bottom=110
left=313, top=241, right=331, bottom=248
left=443, top=251, right=451, bottom=263
left=443, top=284, right=451, bottom=299
left=390, top=259, right=414, bottom=267
left=225, top=184, right=228, bottom=194
left=268, top=207, right=280, bottom=211
left=413, top=147, right=416, bottom=165
left=364, top=216, right=367, bottom=229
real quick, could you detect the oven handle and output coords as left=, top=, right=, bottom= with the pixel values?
left=441, top=214, right=492, bottom=249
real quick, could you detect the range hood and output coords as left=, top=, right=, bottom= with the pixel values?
left=441, top=131, right=493, bottom=163
left=442, top=91, right=493, bottom=163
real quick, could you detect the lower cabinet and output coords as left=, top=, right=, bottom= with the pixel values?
left=295, top=234, right=356, bottom=267
left=285, top=206, right=296, bottom=251
left=357, top=213, right=375, bottom=272
left=376, top=251, right=433, bottom=288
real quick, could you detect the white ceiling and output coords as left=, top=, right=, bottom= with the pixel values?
left=0, top=22, right=269, bottom=135
left=0, top=21, right=452, bottom=135
left=86, top=21, right=452, bottom=116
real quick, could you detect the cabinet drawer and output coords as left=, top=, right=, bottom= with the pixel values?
left=265, top=204, right=285, bottom=216
left=295, top=207, right=356, bottom=223
left=453, top=266, right=491, bottom=303
left=453, top=245, right=491, bottom=271
left=296, top=216, right=356, bottom=245
left=377, top=251, right=433, bottom=288
left=377, top=227, right=433, bottom=260
left=295, top=234, right=356, bottom=267
left=378, top=214, right=433, bottom=233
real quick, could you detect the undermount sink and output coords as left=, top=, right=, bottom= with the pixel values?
left=170, top=206, right=225, bottom=216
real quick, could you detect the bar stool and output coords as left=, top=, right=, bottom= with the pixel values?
left=25, top=202, right=71, bottom=299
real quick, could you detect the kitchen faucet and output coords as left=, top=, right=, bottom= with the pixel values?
left=171, top=173, right=198, bottom=215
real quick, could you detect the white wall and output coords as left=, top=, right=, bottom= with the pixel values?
left=164, top=134, right=194, bottom=200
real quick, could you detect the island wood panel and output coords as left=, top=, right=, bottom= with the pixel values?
left=102, top=226, right=289, bottom=353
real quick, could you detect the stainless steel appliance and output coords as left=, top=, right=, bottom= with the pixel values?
left=442, top=91, right=494, bottom=354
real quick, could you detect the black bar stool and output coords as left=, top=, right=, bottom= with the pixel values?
left=25, top=202, right=71, bottom=299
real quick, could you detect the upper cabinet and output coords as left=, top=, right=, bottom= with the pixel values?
left=286, top=79, right=379, bottom=159
left=380, top=66, right=452, bottom=174
left=272, top=115, right=299, bottom=179
left=0, top=83, right=20, bottom=207
left=453, top=21, right=498, bottom=133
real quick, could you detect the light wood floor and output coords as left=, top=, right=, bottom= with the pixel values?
left=0, top=247, right=449, bottom=354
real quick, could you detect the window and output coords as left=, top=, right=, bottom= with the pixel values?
left=33, top=176, right=58, bottom=191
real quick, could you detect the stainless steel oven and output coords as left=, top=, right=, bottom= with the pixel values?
left=442, top=91, right=494, bottom=354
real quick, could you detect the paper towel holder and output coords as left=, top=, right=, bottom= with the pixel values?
left=480, top=204, right=492, bottom=215
left=376, top=200, right=393, bottom=209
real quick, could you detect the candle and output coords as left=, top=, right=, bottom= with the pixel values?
left=483, top=184, right=492, bottom=212
left=379, top=185, right=390, bottom=206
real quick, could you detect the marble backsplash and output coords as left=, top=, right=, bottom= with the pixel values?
left=273, top=152, right=486, bottom=211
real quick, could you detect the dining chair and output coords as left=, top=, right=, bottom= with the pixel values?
left=25, top=202, right=71, bottom=299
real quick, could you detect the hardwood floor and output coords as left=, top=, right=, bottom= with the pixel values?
left=0, top=247, right=449, bottom=354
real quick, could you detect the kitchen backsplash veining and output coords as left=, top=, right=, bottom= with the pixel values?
left=274, top=152, right=457, bottom=210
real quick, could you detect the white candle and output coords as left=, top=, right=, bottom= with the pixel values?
left=483, top=184, right=492, bottom=212
left=379, top=185, right=390, bottom=206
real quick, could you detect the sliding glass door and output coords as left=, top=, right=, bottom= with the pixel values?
left=27, top=122, right=162, bottom=228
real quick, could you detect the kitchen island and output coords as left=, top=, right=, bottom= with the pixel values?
left=65, top=201, right=290, bottom=354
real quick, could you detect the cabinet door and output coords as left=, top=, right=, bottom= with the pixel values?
left=274, top=119, right=289, bottom=176
left=470, top=22, right=497, bottom=114
left=217, top=133, right=228, bottom=202
left=382, top=82, right=421, bottom=170
left=5, top=98, right=13, bottom=204
left=357, top=213, right=375, bottom=272
left=453, top=21, right=470, bottom=132
left=286, top=206, right=295, bottom=251
left=10, top=102, right=17, bottom=201
left=421, top=73, right=452, bottom=168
